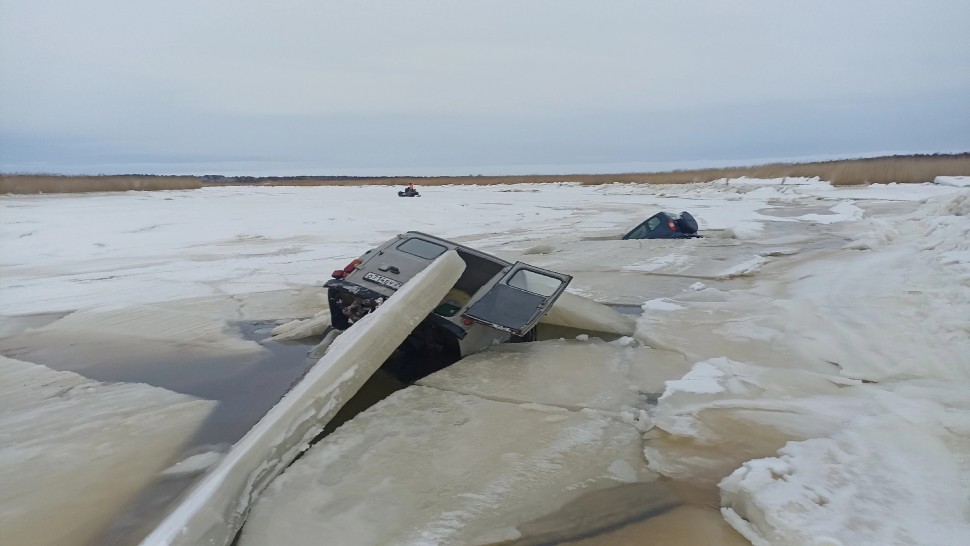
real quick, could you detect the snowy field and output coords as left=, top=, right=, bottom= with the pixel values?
left=2, top=177, right=969, bottom=545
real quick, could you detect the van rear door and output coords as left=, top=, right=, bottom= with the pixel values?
left=461, top=263, right=572, bottom=336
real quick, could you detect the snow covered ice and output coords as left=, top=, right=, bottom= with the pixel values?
left=1, top=178, right=969, bottom=545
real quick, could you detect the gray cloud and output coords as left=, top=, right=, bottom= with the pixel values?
left=2, top=0, right=968, bottom=175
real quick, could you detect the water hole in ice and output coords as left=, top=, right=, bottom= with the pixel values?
left=2, top=303, right=737, bottom=545
left=0, top=319, right=327, bottom=544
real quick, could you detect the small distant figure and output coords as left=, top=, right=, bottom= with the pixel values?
left=398, top=182, right=420, bottom=197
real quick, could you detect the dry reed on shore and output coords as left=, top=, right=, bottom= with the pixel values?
left=0, top=175, right=201, bottom=194
left=2, top=154, right=967, bottom=194
left=216, top=153, right=970, bottom=188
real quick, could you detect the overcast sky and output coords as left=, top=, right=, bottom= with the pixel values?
left=1, top=0, right=968, bottom=176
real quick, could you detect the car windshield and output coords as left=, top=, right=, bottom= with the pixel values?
left=626, top=224, right=648, bottom=239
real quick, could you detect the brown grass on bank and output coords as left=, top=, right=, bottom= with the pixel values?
left=2, top=154, right=968, bottom=194
left=620, top=153, right=970, bottom=186
left=0, top=175, right=201, bottom=194
left=214, top=153, right=970, bottom=188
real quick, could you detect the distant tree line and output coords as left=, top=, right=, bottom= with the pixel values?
left=201, top=174, right=388, bottom=184
left=3, top=152, right=967, bottom=193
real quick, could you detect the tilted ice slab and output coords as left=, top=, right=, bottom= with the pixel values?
left=239, top=386, right=653, bottom=546
left=539, top=291, right=636, bottom=336
left=141, top=251, right=464, bottom=546
left=238, top=334, right=697, bottom=545
left=0, top=356, right=215, bottom=546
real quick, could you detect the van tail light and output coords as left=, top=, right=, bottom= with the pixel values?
left=668, top=219, right=677, bottom=231
left=332, top=258, right=362, bottom=279
left=463, top=318, right=474, bottom=326
left=343, top=258, right=362, bottom=273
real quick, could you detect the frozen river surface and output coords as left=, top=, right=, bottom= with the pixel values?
left=2, top=178, right=969, bottom=545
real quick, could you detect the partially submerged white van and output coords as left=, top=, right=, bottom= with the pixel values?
left=325, top=232, right=572, bottom=370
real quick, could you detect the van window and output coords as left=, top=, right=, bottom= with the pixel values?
left=647, top=217, right=662, bottom=231
left=398, top=238, right=447, bottom=260
left=507, top=269, right=563, bottom=297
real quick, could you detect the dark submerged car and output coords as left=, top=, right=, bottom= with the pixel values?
left=623, top=211, right=700, bottom=240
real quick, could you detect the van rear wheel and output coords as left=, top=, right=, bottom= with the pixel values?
left=327, top=288, right=351, bottom=330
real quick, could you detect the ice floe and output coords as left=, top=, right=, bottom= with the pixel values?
left=0, top=356, right=214, bottom=546
left=3, top=178, right=969, bottom=544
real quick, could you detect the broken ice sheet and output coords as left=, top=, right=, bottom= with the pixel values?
left=0, top=356, right=214, bottom=546
left=237, top=333, right=695, bottom=545
left=238, top=385, right=653, bottom=546
left=419, top=338, right=689, bottom=412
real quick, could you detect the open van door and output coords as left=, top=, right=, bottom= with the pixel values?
left=461, top=263, right=572, bottom=337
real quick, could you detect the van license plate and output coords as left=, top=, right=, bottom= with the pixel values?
left=363, top=272, right=403, bottom=290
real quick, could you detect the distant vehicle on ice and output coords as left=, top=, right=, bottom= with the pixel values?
left=398, top=183, right=420, bottom=197
left=325, top=232, right=571, bottom=378
left=623, top=211, right=700, bottom=240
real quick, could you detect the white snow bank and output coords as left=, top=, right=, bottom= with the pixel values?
left=0, top=356, right=215, bottom=546
left=633, top=190, right=970, bottom=543
left=638, top=193, right=970, bottom=383
left=641, top=298, right=684, bottom=312
left=715, top=255, right=768, bottom=279
left=935, top=176, right=970, bottom=187
left=797, top=201, right=865, bottom=224
left=720, top=419, right=970, bottom=546
left=648, top=358, right=970, bottom=546
left=650, top=358, right=863, bottom=445
left=659, top=359, right=729, bottom=397
left=792, top=193, right=970, bottom=382
left=715, top=176, right=827, bottom=187
left=744, top=186, right=796, bottom=201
